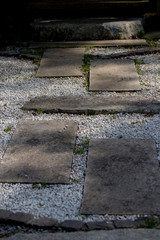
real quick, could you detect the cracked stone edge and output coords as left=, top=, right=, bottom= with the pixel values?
left=0, top=209, right=159, bottom=230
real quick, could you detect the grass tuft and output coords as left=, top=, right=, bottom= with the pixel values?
left=4, top=124, right=13, bottom=132
left=82, top=54, right=92, bottom=90
left=74, top=138, right=90, bottom=155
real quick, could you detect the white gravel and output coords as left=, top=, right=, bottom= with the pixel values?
left=86, top=46, right=143, bottom=56
left=0, top=47, right=160, bottom=223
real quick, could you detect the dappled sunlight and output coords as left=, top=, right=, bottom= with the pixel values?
left=0, top=49, right=160, bottom=222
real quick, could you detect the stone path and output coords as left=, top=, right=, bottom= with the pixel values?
left=81, top=139, right=160, bottom=215
left=0, top=120, right=77, bottom=183
left=1, top=41, right=160, bottom=232
left=2, top=229, right=160, bottom=240
left=89, top=59, right=141, bottom=91
left=37, top=49, right=142, bottom=91
left=36, top=48, right=85, bottom=77
left=22, top=95, right=160, bottom=114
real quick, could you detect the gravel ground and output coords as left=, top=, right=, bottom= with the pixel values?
left=0, top=47, right=160, bottom=224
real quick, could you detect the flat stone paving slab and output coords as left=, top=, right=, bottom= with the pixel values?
left=89, top=59, right=141, bottom=91
left=29, top=39, right=147, bottom=48
left=2, top=230, right=160, bottom=240
left=22, top=95, right=160, bottom=114
left=81, top=139, right=160, bottom=215
left=36, top=48, right=85, bottom=77
left=0, top=120, right=77, bottom=183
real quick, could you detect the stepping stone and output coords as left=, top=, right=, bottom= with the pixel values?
left=36, top=48, right=85, bottom=77
left=29, top=39, right=147, bottom=48
left=0, top=120, right=77, bottom=183
left=22, top=95, right=160, bottom=114
left=2, top=230, right=160, bottom=240
left=81, top=139, right=160, bottom=215
left=89, top=59, right=141, bottom=91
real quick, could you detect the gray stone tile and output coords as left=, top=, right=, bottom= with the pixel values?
left=29, top=39, right=147, bottom=48
left=86, top=221, right=114, bottom=230
left=81, top=139, right=160, bottom=215
left=60, top=220, right=84, bottom=231
left=89, top=59, right=141, bottom=91
left=36, top=48, right=85, bottom=77
left=2, top=230, right=160, bottom=240
left=0, top=120, right=77, bottom=183
left=22, top=95, right=160, bottom=114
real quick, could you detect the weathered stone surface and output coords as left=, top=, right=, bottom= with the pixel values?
left=102, top=19, right=144, bottom=40
left=27, top=217, right=58, bottom=227
left=89, top=59, right=141, bottom=91
left=60, top=220, right=84, bottom=231
left=2, top=230, right=160, bottom=240
left=104, top=48, right=160, bottom=59
left=29, top=39, right=147, bottom=49
left=0, top=209, right=58, bottom=227
left=86, top=221, right=114, bottom=230
left=0, top=120, right=77, bottom=183
left=81, top=139, right=160, bottom=215
left=114, top=220, right=138, bottom=229
left=22, top=95, right=160, bottom=114
left=31, top=18, right=144, bottom=41
left=0, top=209, right=32, bottom=223
left=36, top=48, right=85, bottom=77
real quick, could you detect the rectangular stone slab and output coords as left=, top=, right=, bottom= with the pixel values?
left=81, top=139, right=160, bottom=215
left=2, top=230, right=160, bottom=240
left=89, top=59, right=141, bottom=91
left=0, top=120, right=78, bottom=183
left=29, top=39, right=147, bottom=48
left=36, top=48, right=85, bottom=77
left=22, top=96, right=160, bottom=114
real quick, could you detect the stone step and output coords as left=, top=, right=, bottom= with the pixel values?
left=81, top=138, right=160, bottom=215
left=29, top=39, right=147, bottom=49
left=36, top=48, right=85, bottom=77
left=89, top=59, right=141, bottom=91
left=0, top=120, right=77, bottom=183
left=1, top=230, right=160, bottom=240
left=22, top=96, right=160, bottom=114
left=31, top=18, right=144, bottom=41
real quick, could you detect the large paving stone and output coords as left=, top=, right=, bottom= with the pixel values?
left=36, top=48, right=85, bottom=77
left=31, top=18, right=144, bottom=41
left=22, top=95, right=160, bottom=114
left=81, top=139, right=160, bottom=215
left=89, top=59, right=141, bottom=91
left=29, top=39, right=147, bottom=48
left=0, top=120, right=77, bottom=183
left=2, top=230, right=160, bottom=240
